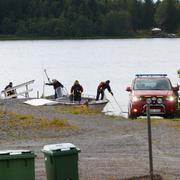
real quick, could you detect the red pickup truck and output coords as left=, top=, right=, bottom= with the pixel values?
left=126, top=74, right=179, bottom=118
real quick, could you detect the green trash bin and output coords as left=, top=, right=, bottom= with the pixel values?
left=42, top=143, right=80, bottom=180
left=0, top=150, right=36, bottom=180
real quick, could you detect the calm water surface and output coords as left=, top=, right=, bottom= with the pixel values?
left=0, top=39, right=180, bottom=114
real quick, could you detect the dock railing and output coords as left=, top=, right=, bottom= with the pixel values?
left=1, top=80, right=35, bottom=99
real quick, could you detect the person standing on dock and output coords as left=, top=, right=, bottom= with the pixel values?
left=70, top=80, right=83, bottom=102
left=4, top=82, right=16, bottom=97
left=46, top=79, right=64, bottom=99
left=96, top=80, right=113, bottom=100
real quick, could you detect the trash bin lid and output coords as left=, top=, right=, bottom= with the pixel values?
left=43, top=143, right=77, bottom=152
left=0, top=150, right=31, bottom=155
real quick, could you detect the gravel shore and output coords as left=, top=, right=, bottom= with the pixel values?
left=0, top=99, right=180, bottom=180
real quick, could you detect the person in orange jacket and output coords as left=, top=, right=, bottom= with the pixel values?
left=96, top=80, right=113, bottom=100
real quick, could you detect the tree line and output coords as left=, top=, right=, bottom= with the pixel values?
left=0, top=0, right=179, bottom=37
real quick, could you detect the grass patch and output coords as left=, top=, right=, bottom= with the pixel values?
left=0, top=108, right=80, bottom=140
left=0, top=109, right=73, bottom=129
left=107, top=114, right=127, bottom=120
left=130, top=117, right=180, bottom=128
left=54, top=105, right=100, bottom=115
left=8, top=115, right=70, bottom=129
left=15, top=113, right=33, bottom=120
left=39, top=117, right=69, bottom=128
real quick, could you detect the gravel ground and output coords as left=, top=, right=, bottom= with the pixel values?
left=0, top=99, right=180, bottom=180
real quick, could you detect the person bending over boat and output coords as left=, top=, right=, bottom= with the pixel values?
left=4, top=82, right=16, bottom=97
left=46, top=79, right=64, bottom=99
left=96, top=80, right=113, bottom=100
left=70, top=80, right=83, bottom=102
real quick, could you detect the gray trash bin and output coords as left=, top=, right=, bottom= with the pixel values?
left=42, top=143, right=80, bottom=180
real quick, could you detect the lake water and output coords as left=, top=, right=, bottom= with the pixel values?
left=0, top=39, right=180, bottom=115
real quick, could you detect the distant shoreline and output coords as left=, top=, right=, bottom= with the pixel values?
left=0, top=34, right=179, bottom=41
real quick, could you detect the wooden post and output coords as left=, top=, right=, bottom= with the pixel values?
left=37, top=91, right=39, bottom=99
left=25, top=85, right=29, bottom=98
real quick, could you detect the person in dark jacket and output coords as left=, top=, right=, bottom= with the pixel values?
left=46, top=79, right=64, bottom=99
left=70, top=80, right=83, bottom=102
left=96, top=80, right=113, bottom=100
left=4, top=82, right=16, bottom=97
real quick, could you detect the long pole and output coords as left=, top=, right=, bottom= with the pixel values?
left=113, top=96, right=123, bottom=114
left=147, top=104, right=154, bottom=180
left=44, top=69, right=51, bottom=83
left=43, top=69, right=52, bottom=98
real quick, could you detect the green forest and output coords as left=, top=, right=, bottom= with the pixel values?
left=0, top=0, right=179, bottom=38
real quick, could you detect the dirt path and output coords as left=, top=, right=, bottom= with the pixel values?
left=0, top=99, right=180, bottom=180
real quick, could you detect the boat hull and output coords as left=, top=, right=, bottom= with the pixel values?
left=46, top=95, right=109, bottom=112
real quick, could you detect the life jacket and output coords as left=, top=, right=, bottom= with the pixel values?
left=98, top=82, right=106, bottom=90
